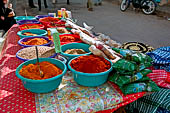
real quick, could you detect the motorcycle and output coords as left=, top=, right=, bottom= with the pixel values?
left=120, top=0, right=157, bottom=14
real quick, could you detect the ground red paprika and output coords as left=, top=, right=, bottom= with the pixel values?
left=70, top=55, right=111, bottom=73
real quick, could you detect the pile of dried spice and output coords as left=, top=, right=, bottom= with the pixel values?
left=21, top=38, right=48, bottom=45
left=19, top=61, right=62, bottom=80
left=70, top=55, right=111, bottom=73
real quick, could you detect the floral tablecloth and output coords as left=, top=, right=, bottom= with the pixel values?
left=0, top=25, right=147, bottom=113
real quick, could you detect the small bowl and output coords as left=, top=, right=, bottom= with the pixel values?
left=14, top=16, right=36, bottom=21
left=60, top=43, right=91, bottom=61
left=18, top=36, right=52, bottom=48
left=15, top=58, right=67, bottom=93
left=16, top=46, right=57, bottom=61
left=17, top=29, right=47, bottom=39
left=68, top=56, right=113, bottom=87
left=19, top=24, right=45, bottom=30
left=16, top=19, right=40, bottom=25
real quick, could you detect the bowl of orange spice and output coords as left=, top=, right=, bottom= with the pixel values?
left=18, top=36, right=52, bottom=48
left=68, top=55, right=113, bottom=87
left=15, top=58, right=67, bottom=93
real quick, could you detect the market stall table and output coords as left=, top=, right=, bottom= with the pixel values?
left=0, top=25, right=148, bottom=113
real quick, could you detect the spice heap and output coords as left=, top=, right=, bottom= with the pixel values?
left=20, top=24, right=42, bottom=30
left=17, top=46, right=55, bottom=60
left=60, top=35, right=81, bottom=42
left=21, top=38, right=48, bottom=45
left=64, top=49, right=87, bottom=55
left=22, top=32, right=38, bottom=36
left=19, top=61, right=62, bottom=80
left=70, top=55, right=111, bottom=73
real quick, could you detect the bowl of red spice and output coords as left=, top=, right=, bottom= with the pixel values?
left=59, top=34, right=83, bottom=45
left=18, top=36, right=52, bottom=48
left=15, top=58, right=67, bottom=93
left=68, top=55, right=113, bottom=87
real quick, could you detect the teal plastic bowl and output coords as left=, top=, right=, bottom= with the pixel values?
left=15, top=58, right=67, bottom=93
left=68, top=56, right=113, bottom=87
left=14, top=16, right=36, bottom=21
left=60, top=43, right=91, bottom=61
left=17, top=29, right=47, bottom=39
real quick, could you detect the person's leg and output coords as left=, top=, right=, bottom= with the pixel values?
left=67, top=0, right=70, bottom=4
left=98, top=0, right=102, bottom=5
left=38, top=0, right=41, bottom=11
left=87, top=0, right=93, bottom=11
left=44, top=0, right=48, bottom=8
left=93, top=0, right=98, bottom=5
left=28, top=0, right=37, bottom=8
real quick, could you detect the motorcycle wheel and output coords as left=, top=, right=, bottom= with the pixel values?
left=120, top=0, right=130, bottom=11
left=142, top=0, right=156, bottom=15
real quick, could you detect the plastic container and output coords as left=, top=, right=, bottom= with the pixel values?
left=60, top=43, right=91, bottom=61
left=14, top=16, right=36, bottom=21
left=39, top=17, right=60, bottom=28
left=17, top=29, right=47, bottom=39
left=16, top=19, right=40, bottom=25
left=59, top=34, right=83, bottom=45
left=47, top=20, right=66, bottom=28
left=19, top=24, right=45, bottom=30
left=15, top=58, right=67, bottom=93
left=18, top=36, right=52, bottom=48
left=16, top=47, right=57, bottom=62
left=68, top=56, right=113, bottom=87
left=35, top=15, right=54, bottom=20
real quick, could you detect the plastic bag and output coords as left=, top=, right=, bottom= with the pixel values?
left=120, top=81, right=160, bottom=95
left=109, top=69, right=152, bottom=87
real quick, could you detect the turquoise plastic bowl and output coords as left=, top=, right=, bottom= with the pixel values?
left=17, top=29, right=47, bottom=39
left=60, top=43, right=91, bottom=62
left=14, top=16, right=36, bottom=21
left=68, top=56, right=113, bottom=87
left=15, top=58, right=67, bottom=93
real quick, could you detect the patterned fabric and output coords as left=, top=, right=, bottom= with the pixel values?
left=125, top=88, right=170, bottom=113
left=0, top=25, right=148, bottom=113
left=147, top=69, right=170, bottom=89
left=147, top=46, right=170, bottom=64
left=0, top=25, right=36, bottom=113
left=147, top=47, right=170, bottom=72
left=156, top=107, right=170, bottom=113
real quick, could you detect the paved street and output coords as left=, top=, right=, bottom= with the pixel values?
left=15, top=0, right=170, bottom=48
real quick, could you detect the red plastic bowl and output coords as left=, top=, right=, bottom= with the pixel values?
left=19, top=24, right=45, bottom=30
left=47, top=20, right=66, bottom=28
left=59, top=34, right=83, bottom=45
left=39, top=17, right=60, bottom=28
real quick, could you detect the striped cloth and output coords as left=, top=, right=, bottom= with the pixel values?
left=125, top=88, right=170, bottom=113
left=147, top=46, right=170, bottom=64
left=156, top=107, right=170, bottom=113
left=147, top=70, right=170, bottom=89
left=147, top=47, right=170, bottom=72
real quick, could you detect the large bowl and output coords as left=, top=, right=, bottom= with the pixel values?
left=68, top=56, right=113, bottom=87
left=16, top=19, right=40, bottom=25
left=16, top=46, right=57, bottom=61
left=59, top=34, right=83, bottom=45
left=17, top=29, right=47, bottom=39
left=14, top=16, right=36, bottom=21
left=19, top=24, right=45, bottom=30
left=15, top=58, right=67, bottom=93
left=60, top=43, right=91, bottom=61
left=35, top=15, right=54, bottom=20
left=39, top=17, right=60, bottom=28
left=18, top=36, right=52, bottom=48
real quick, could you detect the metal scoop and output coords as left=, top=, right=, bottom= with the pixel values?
left=35, top=46, right=44, bottom=78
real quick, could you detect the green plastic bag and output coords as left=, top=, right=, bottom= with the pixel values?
left=112, top=59, right=137, bottom=72
left=109, top=69, right=152, bottom=87
left=120, top=81, right=160, bottom=95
